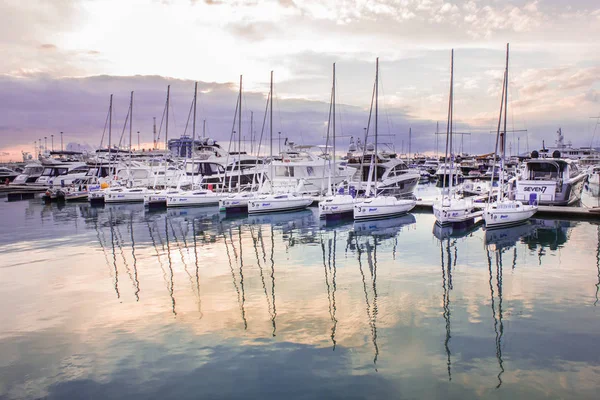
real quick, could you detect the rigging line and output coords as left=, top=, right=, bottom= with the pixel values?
left=359, top=80, right=377, bottom=189
left=222, top=93, right=240, bottom=191
left=182, top=94, right=195, bottom=137
left=156, top=94, right=168, bottom=145
left=129, top=212, right=140, bottom=301
left=117, top=105, right=131, bottom=148
left=99, top=106, right=110, bottom=149
left=377, top=68, right=393, bottom=144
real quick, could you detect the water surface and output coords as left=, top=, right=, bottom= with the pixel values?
left=1, top=188, right=600, bottom=399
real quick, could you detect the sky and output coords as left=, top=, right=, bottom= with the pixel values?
left=1, top=0, right=600, bottom=162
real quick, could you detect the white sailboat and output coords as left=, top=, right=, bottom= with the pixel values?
left=220, top=75, right=261, bottom=213
left=484, top=44, right=537, bottom=228
left=248, top=71, right=312, bottom=214
left=353, top=58, right=415, bottom=221
left=433, top=50, right=481, bottom=225
left=319, top=63, right=356, bottom=219
left=167, top=82, right=226, bottom=208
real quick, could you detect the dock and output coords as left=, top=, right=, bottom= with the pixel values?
left=1, top=185, right=47, bottom=202
left=415, top=201, right=600, bottom=221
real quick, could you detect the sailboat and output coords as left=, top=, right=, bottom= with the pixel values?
left=433, top=50, right=481, bottom=225
left=220, top=75, right=260, bottom=213
left=104, top=91, right=151, bottom=203
left=484, top=44, right=537, bottom=228
left=167, top=82, right=226, bottom=208
left=353, top=58, right=416, bottom=220
left=248, top=71, right=313, bottom=214
left=319, top=63, right=357, bottom=219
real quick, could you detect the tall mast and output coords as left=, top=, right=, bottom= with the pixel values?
left=250, top=111, right=254, bottom=154
left=165, top=85, right=170, bottom=151
left=333, top=62, right=336, bottom=170
left=153, top=117, right=157, bottom=150
left=374, top=57, right=379, bottom=195
left=270, top=71, right=273, bottom=194
left=192, top=81, right=197, bottom=185
left=129, top=91, right=133, bottom=153
left=502, top=43, right=509, bottom=162
left=203, top=119, right=206, bottom=139
left=409, top=127, right=412, bottom=163
left=449, top=50, right=454, bottom=193
left=238, top=75, right=242, bottom=193
left=108, top=94, right=113, bottom=153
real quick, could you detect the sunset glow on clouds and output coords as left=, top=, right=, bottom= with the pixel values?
left=1, top=0, right=599, bottom=160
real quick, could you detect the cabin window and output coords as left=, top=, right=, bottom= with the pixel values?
left=528, top=163, right=561, bottom=180
left=275, top=166, right=294, bottom=177
left=307, top=166, right=314, bottom=176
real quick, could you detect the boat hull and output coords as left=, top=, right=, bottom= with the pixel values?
left=319, top=195, right=355, bottom=219
left=166, top=191, right=224, bottom=207
left=433, top=198, right=482, bottom=225
left=484, top=202, right=538, bottom=228
left=353, top=197, right=416, bottom=220
left=248, top=195, right=312, bottom=214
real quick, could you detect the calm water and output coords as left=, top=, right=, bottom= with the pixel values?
left=1, top=186, right=600, bottom=399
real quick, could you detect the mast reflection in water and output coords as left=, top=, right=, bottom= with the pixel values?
left=3, top=198, right=600, bottom=399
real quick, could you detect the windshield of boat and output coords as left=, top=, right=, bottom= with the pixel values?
left=42, top=167, right=69, bottom=176
left=23, top=166, right=42, bottom=175
left=527, top=161, right=564, bottom=180
left=66, top=166, right=88, bottom=175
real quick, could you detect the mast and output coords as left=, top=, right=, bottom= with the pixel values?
left=374, top=57, right=379, bottom=195
left=270, top=71, right=273, bottom=194
left=108, top=94, right=113, bottom=154
left=238, top=75, right=242, bottom=193
left=165, top=85, right=170, bottom=151
left=333, top=62, right=336, bottom=173
left=153, top=117, right=157, bottom=150
left=192, top=81, right=198, bottom=186
left=250, top=111, right=254, bottom=154
left=409, top=127, right=412, bottom=163
left=203, top=119, right=206, bottom=139
left=502, top=44, right=509, bottom=162
left=449, top=49, right=454, bottom=194
left=128, top=91, right=133, bottom=184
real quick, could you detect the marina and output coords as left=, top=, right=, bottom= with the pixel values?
left=2, top=1, right=600, bottom=397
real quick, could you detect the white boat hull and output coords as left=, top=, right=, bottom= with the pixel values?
left=104, top=188, right=148, bottom=203
left=319, top=194, right=355, bottom=218
left=219, top=192, right=258, bottom=212
left=248, top=194, right=312, bottom=214
left=353, top=196, right=415, bottom=220
left=433, top=198, right=482, bottom=225
left=166, top=190, right=224, bottom=207
left=484, top=201, right=538, bottom=228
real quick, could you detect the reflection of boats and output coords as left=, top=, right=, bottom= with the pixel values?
left=353, top=214, right=416, bottom=238
left=432, top=219, right=483, bottom=241
left=438, top=237, right=454, bottom=381
left=247, top=209, right=314, bottom=228
left=484, top=222, right=536, bottom=251
left=319, top=229, right=338, bottom=350
left=486, top=247, right=505, bottom=389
